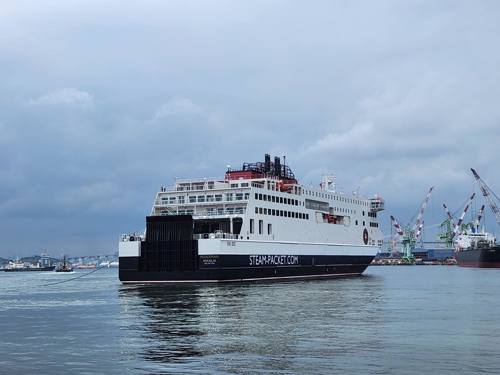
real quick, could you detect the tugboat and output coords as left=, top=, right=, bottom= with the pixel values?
left=56, top=255, right=73, bottom=272
left=453, top=169, right=500, bottom=268
left=119, top=154, right=385, bottom=283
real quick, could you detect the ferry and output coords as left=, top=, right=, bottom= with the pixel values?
left=119, top=154, right=385, bottom=283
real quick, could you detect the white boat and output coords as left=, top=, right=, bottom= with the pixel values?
left=119, top=154, right=384, bottom=283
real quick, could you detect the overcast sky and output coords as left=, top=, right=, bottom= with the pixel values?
left=1, top=0, right=500, bottom=257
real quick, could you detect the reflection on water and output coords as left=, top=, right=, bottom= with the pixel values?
left=120, top=285, right=207, bottom=363
left=119, top=276, right=385, bottom=374
left=3, top=268, right=500, bottom=374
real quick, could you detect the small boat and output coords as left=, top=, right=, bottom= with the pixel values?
left=56, top=256, right=73, bottom=272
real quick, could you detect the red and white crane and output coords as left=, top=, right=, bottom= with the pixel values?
left=453, top=192, right=475, bottom=237
left=390, top=187, right=434, bottom=261
left=471, top=168, right=500, bottom=226
left=475, top=204, right=486, bottom=231
left=442, top=203, right=456, bottom=227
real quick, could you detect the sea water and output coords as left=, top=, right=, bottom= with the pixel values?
left=1, top=266, right=499, bottom=374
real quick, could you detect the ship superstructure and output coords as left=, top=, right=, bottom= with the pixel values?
left=119, top=154, right=384, bottom=282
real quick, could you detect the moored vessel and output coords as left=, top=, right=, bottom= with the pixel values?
left=453, top=169, right=500, bottom=268
left=119, top=154, right=385, bottom=283
left=3, top=260, right=55, bottom=272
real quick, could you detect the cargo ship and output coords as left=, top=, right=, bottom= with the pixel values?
left=3, top=260, right=55, bottom=272
left=119, top=154, right=385, bottom=283
left=454, top=231, right=500, bottom=268
left=452, top=169, right=500, bottom=268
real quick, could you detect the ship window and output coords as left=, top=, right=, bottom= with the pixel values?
left=236, top=193, right=243, bottom=200
left=189, top=196, right=196, bottom=203
left=272, top=209, right=276, bottom=216
left=264, top=208, right=267, bottom=215
left=263, top=195, right=267, bottom=201
left=355, top=220, right=358, bottom=225
left=226, top=193, right=233, bottom=201
left=244, top=193, right=250, bottom=199
left=272, top=196, right=275, bottom=203
left=197, top=196, right=205, bottom=202
left=259, top=193, right=263, bottom=200
left=255, top=207, right=258, bottom=214
left=363, top=221, right=365, bottom=226
left=169, top=197, right=176, bottom=204
left=206, top=195, right=214, bottom=202
left=279, top=197, right=283, bottom=204
left=215, top=194, right=222, bottom=201
left=279, top=210, right=283, bottom=216
left=250, top=219, right=254, bottom=234
left=295, top=199, right=298, bottom=206
left=255, top=193, right=258, bottom=199
left=288, top=211, right=291, bottom=217
left=258, top=207, right=262, bottom=214
left=306, top=214, right=309, bottom=220
left=259, top=220, right=263, bottom=234
left=178, top=196, right=185, bottom=204
left=268, top=223, right=272, bottom=235
left=241, top=183, right=249, bottom=187
left=362, top=211, right=365, bottom=216
left=231, top=183, right=238, bottom=188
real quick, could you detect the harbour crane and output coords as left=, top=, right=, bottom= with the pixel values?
left=453, top=192, right=475, bottom=237
left=471, top=168, right=500, bottom=226
left=441, top=191, right=486, bottom=246
left=475, top=204, right=486, bottom=232
left=390, top=187, right=434, bottom=263
left=438, top=203, right=456, bottom=247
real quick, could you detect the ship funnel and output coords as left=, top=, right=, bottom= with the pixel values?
left=264, top=154, right=271, bottom=173
left=274, top=156, right=281, bottom=177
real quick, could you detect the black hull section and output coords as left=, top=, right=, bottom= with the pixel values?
left=455, top=246, right=500, bottom=268
left=119, top=254, right=374, bottom=283
left=119, top=215, right=374, bottom=283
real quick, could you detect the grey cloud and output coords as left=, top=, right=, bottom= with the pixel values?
left=1, top=0, right=500, bottom=256
left=28, top=88, right=94, bottom=107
